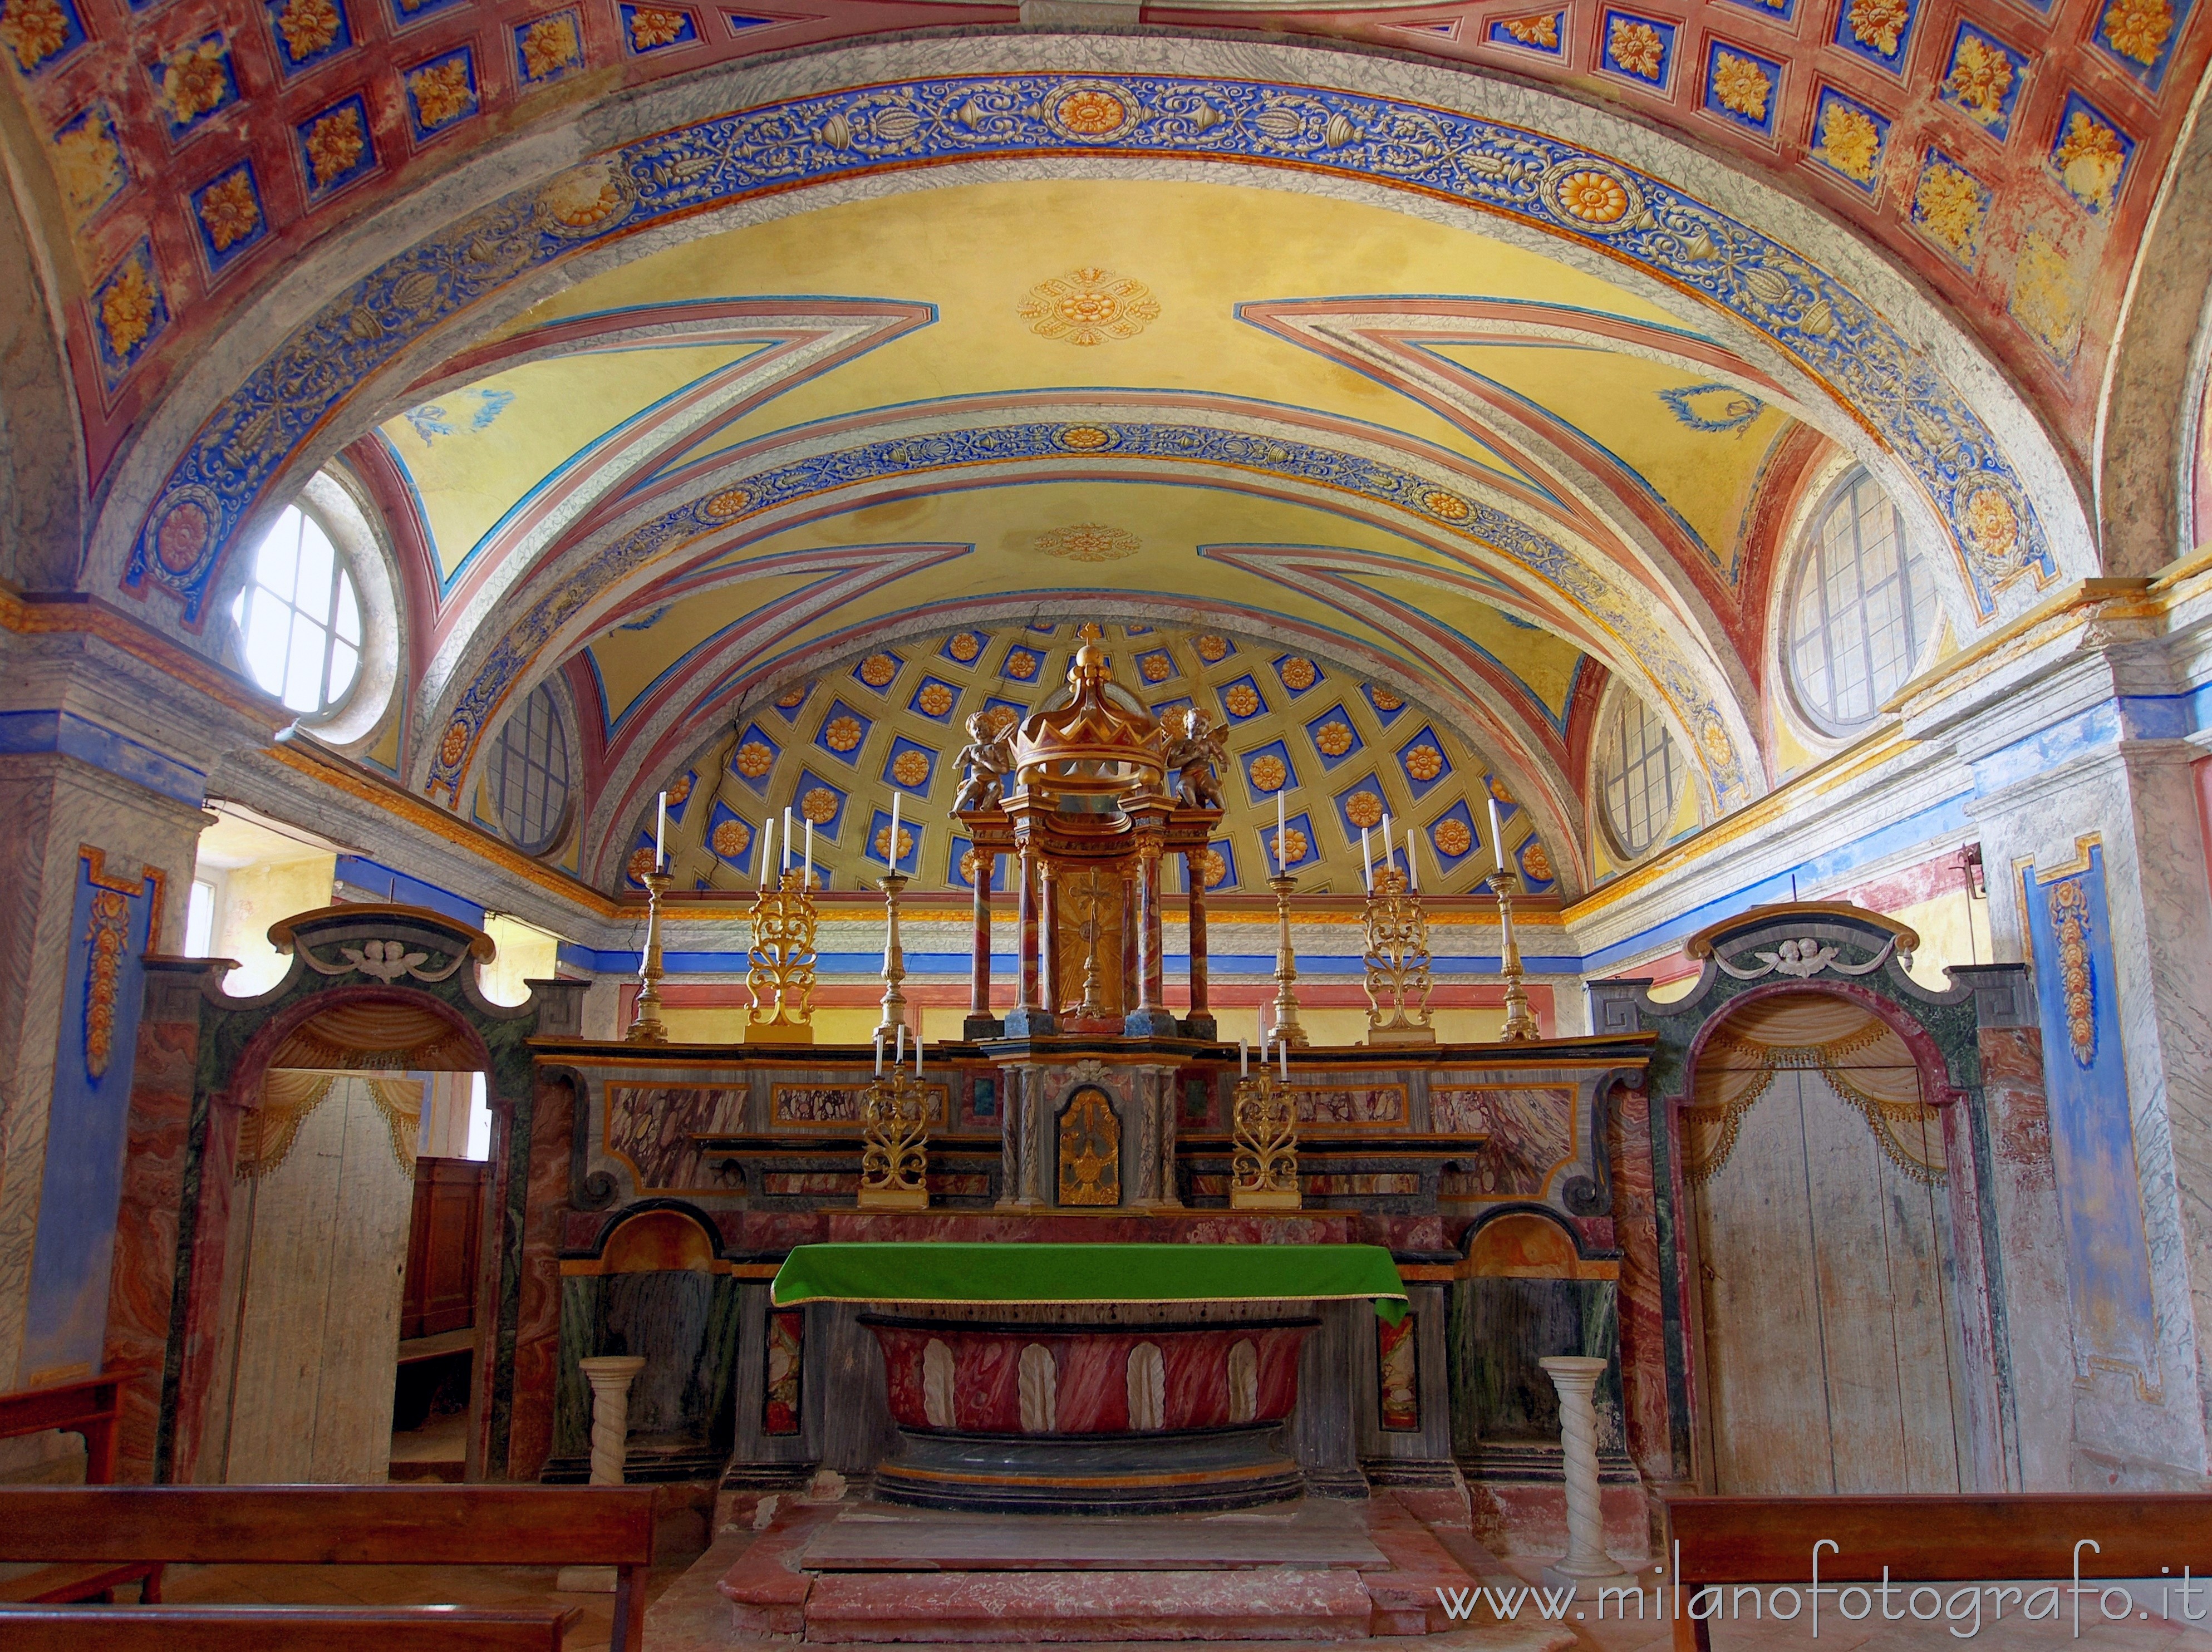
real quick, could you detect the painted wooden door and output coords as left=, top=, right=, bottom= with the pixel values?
left=224, top=1074, right=415, bottom=1482
left=1693, top=1066, right=1964, bottom=1494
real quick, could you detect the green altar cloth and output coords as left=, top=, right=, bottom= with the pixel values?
left=770, top=1242, right=1409, bottom=1322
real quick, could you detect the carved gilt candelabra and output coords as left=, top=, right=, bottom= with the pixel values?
left=1485, top=868, right=1541, bottom=1041
left=625, top=870, right=671, bottom=1044
left=1362, top=867, right=1435, bottom=1046
left=744, top=869, right=818, bottom=1044
left=875, top=871, right=910, bottom=1044
left=858, top=1067, right=931, bottom=1211
left=1229, top=1069, right=1300, bottom=1210
left=1266, top=870, right=1311, bottom=1049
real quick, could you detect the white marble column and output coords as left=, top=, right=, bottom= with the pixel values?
left=1538, top=1355, right=1631, bottom=1590
left=557, top=1355, right=647, bottom=1592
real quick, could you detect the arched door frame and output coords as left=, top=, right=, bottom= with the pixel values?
left=1590, top=902, right=2036, bottom=1496
left=150, top=903, right=584, bottom=1484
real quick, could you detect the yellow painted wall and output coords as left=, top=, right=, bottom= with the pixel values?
left=481, top=914, right=562, bottom=1007
left=216, top=855, right=337, bottom=996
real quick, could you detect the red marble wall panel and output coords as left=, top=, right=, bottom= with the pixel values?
left=1608, top=1086, right=1671, bottom=1484
left=502, top=1072, right=573, bottom=1481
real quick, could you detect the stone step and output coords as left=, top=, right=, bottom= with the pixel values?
left=798, top=1566, right=1377, bottom=1643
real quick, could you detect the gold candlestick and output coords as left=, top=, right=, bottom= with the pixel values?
left=858, top=1066, right=931, bottom=1211
left=1229, top=1069, right=1299, bottom=1210
left=1362, top=867, right=1435, bottom=1045
left=876, top=871, right=910, bottom=1044
left=744, top=867, right=817, bottom=1045
left=1485, top=868, right=1541, bottom=1041
left=626, top=869, right=671, bottom=1044
left=1266, top=870, right=1310, bottom=1049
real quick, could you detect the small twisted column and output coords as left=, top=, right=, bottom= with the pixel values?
left=1539, top=1355, right=1628, bottom=1586
left=556, top=1354, right=648, bottom=1592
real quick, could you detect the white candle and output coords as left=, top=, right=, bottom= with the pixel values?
left=1488, top=796, right=1505, bottom=873
left=888, top=793, right=902, bottom=866
left=655, top=791, right=667, bottom=872
left=1382, top=812, right=1394, bottom=873
left=874, top=1031, right=884, bottom=1076
left=896, top=1024, right=905, bottom=1063
left=1361, top=826, right=1373, bottom=894
left=783, top=807, right=793, bottom=872
left=1408, top=830, right=1421, bottom=892
left=1279, top=1037, right=1290, bottom=1081
left=1275, top=791, right=1287, bottom=869
left=1240, top=1038, right=1249, bottom=1076
left=803, top=820, right=814, bottom=889
left=758, top=817, right=774, bottom=891
left=915, top=1034, right=923, bottom=1076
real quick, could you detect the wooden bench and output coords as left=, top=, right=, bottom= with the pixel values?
left=1667, top=1493, right=2212, bottom=1650
left=0, top=1374, right=164, bottom=1605
left=0, top=1602, right=581, bottom=1650
left=0, top=1486, right=657, bottom=1652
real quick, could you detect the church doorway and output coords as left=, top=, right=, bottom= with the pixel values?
left=206, top=1000, right=494, bottom=1484
left=1683, top=993, right=1967, bottom=1495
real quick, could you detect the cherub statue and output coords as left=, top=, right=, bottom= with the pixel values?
left=1163, top=705, right=1226, bottom=810
left=952, top=711, right=1015, bottom=812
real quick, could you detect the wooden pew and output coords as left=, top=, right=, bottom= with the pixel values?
left=0, top=1486, right=657, bottom=1652
left=1667, top=1493, right=2212, bottom=1651
left=0, top=1374, right=163, bottom=1605
left=0, top=1602, right=580, bottom=1650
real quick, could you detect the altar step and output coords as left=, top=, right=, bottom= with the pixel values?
left=696, top=1493, right=1579, bottom=1645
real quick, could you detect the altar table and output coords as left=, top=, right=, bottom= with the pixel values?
left=770, top=1242, right=1408, bottom=1513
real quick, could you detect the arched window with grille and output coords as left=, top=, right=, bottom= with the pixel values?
left=1598, top=692, right=1682, bottom=862
left=1785, top=469, right=1936, bottom=734
left=490, top=684, right=571, bottom=855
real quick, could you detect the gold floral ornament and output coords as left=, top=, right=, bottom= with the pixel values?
left=1404, top=744, right=1444, bottom=782
left=1197, top=848, right=1227, bottom=888
left=1, top=0, right=72, bottom=72
left=960, top=847, right=990, bottom=884
left=665, top=773, right=692, bottom=805
left=858, top=652, right=898, bottom=687
left=1005, top=649, right=1039, bottom=679
left=702, top=487, right=749, bottom=519
left=2011, top=229, right=2082, bottom=355
left=1556, top=170, right=1629, bottom=224
left=628, top=847, right=658, bottom=881
left=627, top=5, right=687, bottom=48
left=775, top=683, right=809, bottom=709
left=1944, top=35, right=2014, bottom=126
left=1271, top=827, right=1310, bottom=864
left=159, top=39, right=233, bottom=126
left=1345, top=790, right=1384, bottom=829
left=304, top=105, right=366, bottom=189
left=2102, top=0, right=2172, bottom=66
left=1608, top=18, right=1665, bottom=80
left=800, top=786, right=839, bottom=824
left=735, top=740, right=775, bottom=778
left=2054, top=111, right=2127, bottom=210
left=712, top=818, right=751, bottom=858
left=519, top=13, right=579, bottom=79
left=1139, top=654, right=1172, bottom=682
left=1915, top=160, right=1987, bottom=257
left=918, top=683, right=955, bottom=716
left=981, top=706, right=1019, bottom=739
left=1250, top=754, right=1288, bottom=791
left=1420, top=489, right=1471, bottom=520
left=824, top=715, right=863, bottom=753
left=1501, top=12, right=1559, bottom=47
left=1051, top=85, right=1130, bottom=136
left=1315, top=721, right=1354, bottom=757
left=1711, top=51, right=1772, bottom=122
left=1018, top=268, right=1161, bottom=347
left=1849, top=0, right=1909, bottom=56
left=1195, top=635, right=1230, bottom=662
left=197, top=170, right=260, bottom=252
left=439, top=719, right=470, bottom=767
left=1369, top=685, right=1403, bottom=712
left=538, top=160, right=627, bottom=230
left=1225, top=684, right=1261, bottom=717
left=1961, top=485, right=2021, bottom=567
left=1280, top=657, right=1318, bottom=691
left=948, top=632, right=982, bottom=662
left=1813, top=101, right=1884, bottom=183
left=100, top=258, right=160, bottom=362
left=1522, top=841, right=1554, bottom=881
left=1035, top=523, right=1140, bottom=562
left=891, top=749, right=930, bottom=786
left=874, top=825, right=915, bottom=861
left=1432, top=818, right=1472, bottom=858
left=55, top=110, right=124, bottom=219
left=276, top=0, right=340, bottom=59
left=409, top=57, right=475, bottom=130
left=1057, top=425, right=1113, bottom=451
